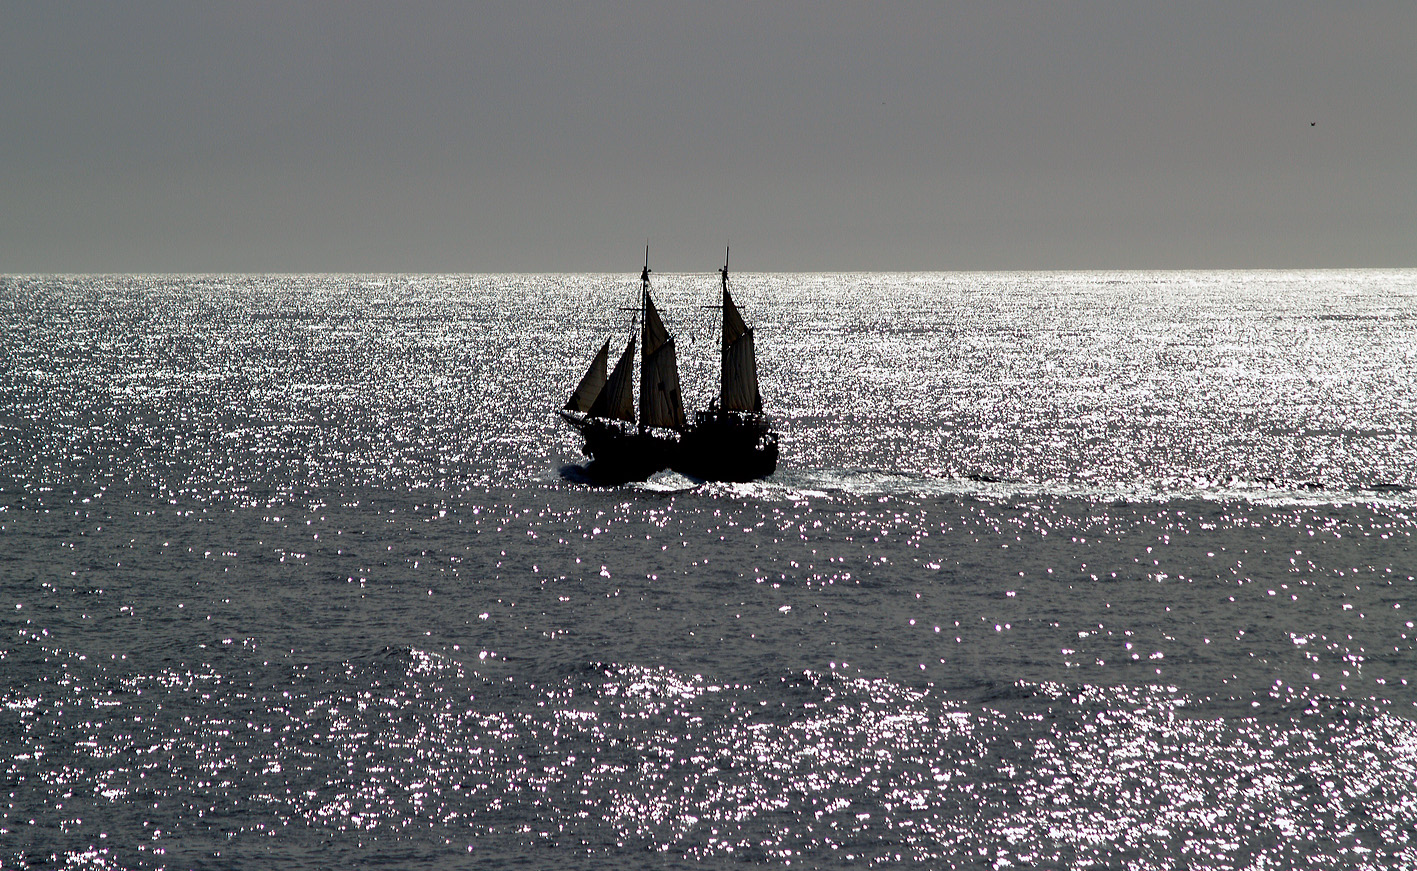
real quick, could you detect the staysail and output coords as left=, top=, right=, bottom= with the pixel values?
left=589, top=336, right=636, bottom=421
left=639, top=291, right=685, bottom=429
left=564, top=339, right=610, bottom=412
left=719, top=276, right=762, bottom=413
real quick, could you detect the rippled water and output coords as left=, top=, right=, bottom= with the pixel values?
left=3, top=271, right=1416, bottom=868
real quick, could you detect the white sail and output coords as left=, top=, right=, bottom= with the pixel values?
left=564, top=339, right=609, bottom=413
left=589, top=337, right=636, bottom=422
left=720, top=287, right=762, bottom=413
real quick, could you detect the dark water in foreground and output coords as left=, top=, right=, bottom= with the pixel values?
left=2, top=271, right=1416, bottom=868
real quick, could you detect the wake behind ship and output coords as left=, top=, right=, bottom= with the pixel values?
left=561, top=248, right=779, bottom=482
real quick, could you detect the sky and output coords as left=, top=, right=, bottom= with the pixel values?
left=2, top=2, right=1413, bottom=273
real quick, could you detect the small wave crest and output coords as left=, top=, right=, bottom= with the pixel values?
left=703, top=467, right=1417, bottom=508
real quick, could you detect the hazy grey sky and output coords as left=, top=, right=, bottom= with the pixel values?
left=2, top=2, right=1413, bottom=272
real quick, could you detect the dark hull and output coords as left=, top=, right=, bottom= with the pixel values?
left=562, top=410, right=777, bottom=483
left=673, top=411, right=779, bottom=482
left=562, top=412, right=679, bottom=483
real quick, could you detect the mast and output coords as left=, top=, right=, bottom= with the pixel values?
left=640, top=243, right=651, bottom=350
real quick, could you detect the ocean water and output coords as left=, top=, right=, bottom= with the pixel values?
left=2, top=269, right=1416, bottom=869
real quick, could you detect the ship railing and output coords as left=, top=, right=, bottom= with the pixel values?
left=693, top=408, right=774, bottom=433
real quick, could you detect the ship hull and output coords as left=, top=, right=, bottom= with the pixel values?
left=673, top=410, right=779, bottom=482
left=561, top=412, right=679, bottom=482
left=560, top=251, right=779, bottom=484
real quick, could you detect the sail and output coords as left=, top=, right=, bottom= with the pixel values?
left=642, top=291, right=670, bottom=358
left=720, top=289, right=762, bottom=412
left=641, top=337, right=686, bottom=429
left=722, top=287, right=749, bottom=347
left=721, top=329, right=761, bottom=412
left=564, top=339, right=609, bottom=412
left=589, top=337, right=636, bottom=421
left=639, top=290, right=685, bottom=429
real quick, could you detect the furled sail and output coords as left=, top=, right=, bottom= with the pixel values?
left=720, top=288, right=762, bottom=413
left=564, top=339, right=609, bottom=412
left=589, top=337, right=636, bottom=421
left=640, top=292, right=685, bottom=430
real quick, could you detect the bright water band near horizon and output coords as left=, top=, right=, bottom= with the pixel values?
left=2, top=270, right=1416, bottom=868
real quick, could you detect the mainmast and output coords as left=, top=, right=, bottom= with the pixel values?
left=640, top=243, right=651, bottom=353
left=721, top=244, right=729, bottom=297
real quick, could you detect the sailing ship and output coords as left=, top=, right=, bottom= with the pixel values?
left=560, top=247, right=685, bottom=481
left=561, top=247, right=779, bottom=482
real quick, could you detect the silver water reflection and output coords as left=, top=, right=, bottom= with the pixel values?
left=5, top=637, right=1415, bottom=867
left=3, top=271, right=1417, bottom=868
left=5, top=488, right=1415, bottom=868
left=3, top=271, right=1416, bottom=498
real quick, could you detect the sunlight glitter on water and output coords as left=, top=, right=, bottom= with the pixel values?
left=5, top=271, right=1417, bottom=868
left=6, top=638, right=1416, bottom=867
left=6, top=271, right=1417, bottom=502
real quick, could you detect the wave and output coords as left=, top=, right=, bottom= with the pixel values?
left=688, top=466, right=1417, bottom=510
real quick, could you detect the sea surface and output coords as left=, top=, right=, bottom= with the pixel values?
left=2, top=270, right=1416, bottom=869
